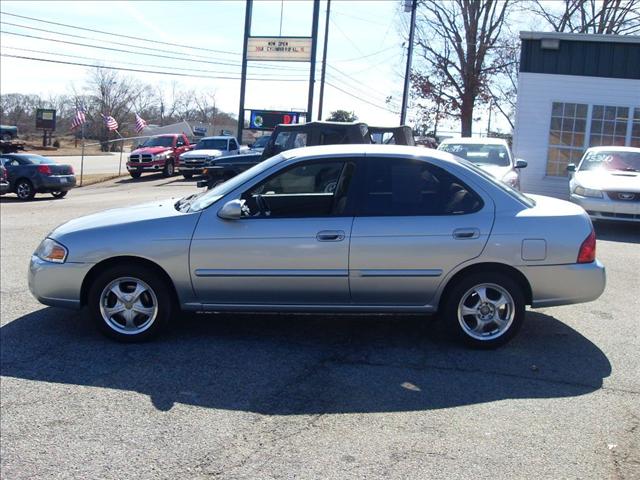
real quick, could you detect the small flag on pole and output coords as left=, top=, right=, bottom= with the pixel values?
left=101, top=113, right=119, bottom=131
left=71, top=106, right=86, bottom=130
left=134, top=113, right=148, bottom=133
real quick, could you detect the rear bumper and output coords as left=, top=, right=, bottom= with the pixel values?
left=570, top=194, right=640, bottom=222
left=0, top=181, right=9, bottom=194
left=36, top=175, right=76, bottom=192
left=522, top=260, right=606, bottom=308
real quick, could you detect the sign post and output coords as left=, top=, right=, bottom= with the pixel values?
left=237, top=0, right=253, bottom=143
left=80, top=122, right=85, bottom=186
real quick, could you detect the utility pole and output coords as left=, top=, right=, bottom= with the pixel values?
left=317, top=0, right=331, bottom=120
left=307, top=0, right=321, bottom=121
left=400, top=0, right=417, bottom=125
left=237, top=0, right=253, bottom=143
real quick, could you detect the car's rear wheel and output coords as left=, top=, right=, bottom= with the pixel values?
left=88, top=264, right=172, bottom=342
left=15, top=179, right=35, bottom=200
left=51, top=191, right=68, bottom=199
left=443, top=272, right=525, bottom=349
left=163, top=160, right=175, bottom=177
left=129, top=172, right=142, bottom=179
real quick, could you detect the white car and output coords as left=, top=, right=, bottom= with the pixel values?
left=438, top=137, right=527, bottom=190
left=568, top=146, right=640, bottom=223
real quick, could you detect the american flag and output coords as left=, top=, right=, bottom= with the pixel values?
left=134, top=113, right=148, bottom=133
left=101, top=113, right=119, bottom=131
left=70, top=107, right=86, bottom=130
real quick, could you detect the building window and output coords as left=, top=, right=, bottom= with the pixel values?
left=589, top=105, right=629, bottom=147
left=546, top=102, right=587, bottom=176
left=631, top=108, right=640, bottom=148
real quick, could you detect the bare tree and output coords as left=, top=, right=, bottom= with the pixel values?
left=530, top=0, right=640, bottom=34
left=412, top=0, right=514, bottom=136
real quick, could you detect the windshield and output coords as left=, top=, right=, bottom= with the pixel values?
left=142, top=137, right=174, bottom=148
left=578, top=150, right=640, bottom=172
left=461, top=159, right=536, bottom=208
left=183, top=154, right=286, bottom=212
left=195, top=139, right=228, bottom=150
left=439, top=143, right=510, bottom=167
left=253, top=136, right=270, bottom=148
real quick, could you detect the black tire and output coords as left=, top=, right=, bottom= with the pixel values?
left=1, top=133, right=12, bottom=142
left=15, top=179, right=35, bottom=200
left=130, top=171, right=142, bottom=179
left=87, top=264, right=173, bottom=342
left=163, top=159, right=175, bottom=177
left=51, top=191, right=68, bottom=199
left=182, top=172, right=193, bottom=179
left=442, top=272, right=525, bottom=349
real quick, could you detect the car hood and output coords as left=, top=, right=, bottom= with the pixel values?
left=131, top=146, right=172, bottom=155
left=573, top=170, right=640, bottom=192
left=181, top=149, right=223, bottom=158
left=474, top=164, right=512, bottom=179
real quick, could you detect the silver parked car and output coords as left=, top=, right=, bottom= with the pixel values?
left=29, top=145, right=605, bottom=348
left=438, top=137, right=527, bottom=190
left=568, top=146, right=640, bottom=223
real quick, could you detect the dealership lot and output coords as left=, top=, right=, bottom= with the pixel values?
left=1, top=176, right=639, bottom=479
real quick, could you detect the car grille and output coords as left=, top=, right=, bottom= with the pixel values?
left=605, top=191, right=640, bottom=202
left=129, top=154, right=153, bottom=163
left=181, top=157, right=208, bottom=168
left=587, top=210, right=640, bottom=220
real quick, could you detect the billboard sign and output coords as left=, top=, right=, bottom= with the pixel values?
left=246, top=37, right=312, bottom=62
left=35, top=109, right=57, bottom=130
left=248, top=110, right=305, bottom=131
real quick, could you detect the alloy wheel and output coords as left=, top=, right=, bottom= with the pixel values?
left=99, top=277, right=158, bottom=335
left=457, top=283, right=515, bottom=341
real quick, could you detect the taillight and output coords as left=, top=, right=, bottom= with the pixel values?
left=37, top=165, right=52, bottom=175
left=577, top=229, right=596, bottom=263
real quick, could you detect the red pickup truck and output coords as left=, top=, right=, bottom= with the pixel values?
left=126, top=133, right=192, bottom=179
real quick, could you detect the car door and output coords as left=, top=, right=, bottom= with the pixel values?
left=349, top=156, right=494, bottom=306
left=190, top=157, right=359, bottom=305
left=174, top=135, right=188, bottom=158
left=228, top=138, right=239, bottom=155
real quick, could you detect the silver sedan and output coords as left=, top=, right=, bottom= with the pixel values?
left=29, top=145, right=606, bottom=348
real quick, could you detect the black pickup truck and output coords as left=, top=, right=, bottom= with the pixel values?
left=198, top=121, right=414, bottom=188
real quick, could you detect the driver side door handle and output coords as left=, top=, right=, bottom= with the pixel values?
left=316, top=230, right=345, bottom=242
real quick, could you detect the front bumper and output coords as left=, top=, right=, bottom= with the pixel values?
left=522, top=259, right=606, bottom=308
left=37, top=175, right=76, bottom=192
left=570, top=193, right=640, bottom=222
left=127, top=161, right=165, bottom=172
left=28, top=255, right=93, bottom=309
left=0, top=181, right=9, bottom=194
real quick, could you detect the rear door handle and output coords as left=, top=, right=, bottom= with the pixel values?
left=453, top=228, right=480, bottom=239
left=316, top=230, right=345, bottom=242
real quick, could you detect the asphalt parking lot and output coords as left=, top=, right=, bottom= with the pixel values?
left=1, top=175, right=639, bottom=479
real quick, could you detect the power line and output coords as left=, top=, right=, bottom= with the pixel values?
left=332, top=45, right=399, bottom=63
left=0, top=29, right=307, bottom=73
left=327, top=66, right=400, bottom=108
left=325, top=80, right=399, bottom=114
left=0, top=54, right=308, bottom=82
left=0, top=45, right=308, bottom=79
left=1, top=11, right=242, bottom=56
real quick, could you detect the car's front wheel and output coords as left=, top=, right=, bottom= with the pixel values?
left=129, top=171, right=142, bottom=179
left=88, top=264, right=173, bottom=342
left=15, top=179, right=35, bottom=200
left=443, top=272, right=525, bottom=349
left=182, top=172, right=193, bottom=179
left=163, top=160, right=175, bottom=177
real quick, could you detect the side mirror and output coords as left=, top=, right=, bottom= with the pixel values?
left=566, top=163, right=576, bottom=173
left=515, top=159, right=528, bottom=169
left=217, top=199, right=244, bottom=220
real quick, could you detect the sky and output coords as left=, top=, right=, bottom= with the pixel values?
left=0, top=0, right=513, bottom=135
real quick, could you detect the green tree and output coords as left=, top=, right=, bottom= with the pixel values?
left=326, top=110, right=358, bottom=122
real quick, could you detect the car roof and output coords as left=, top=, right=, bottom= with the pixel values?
left=200, top=136, right=232, bottom=140
left=439, top=137, right=509, bottom=147
left=281, top=144, right=461, bottom=164
left=585, top=146, right=640, bottom=153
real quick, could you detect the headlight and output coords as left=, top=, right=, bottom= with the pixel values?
left=35, top=238, right=68, bottom=263
left=154, top=151, right=171, bottom=160
left=573, top=186, right=603, bottom=198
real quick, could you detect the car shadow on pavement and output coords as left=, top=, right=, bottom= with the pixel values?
left=594, top=221, right=640, bottom=244
left=1, top=308, right=611, bottom=414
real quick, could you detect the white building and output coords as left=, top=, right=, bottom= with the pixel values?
left=513, top=31, right=640, bottom=198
